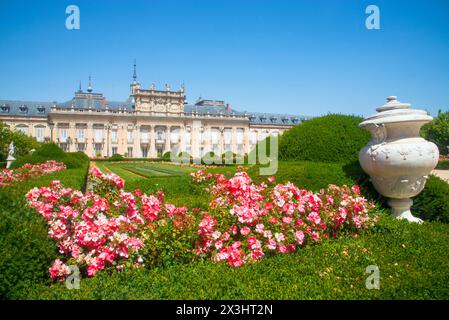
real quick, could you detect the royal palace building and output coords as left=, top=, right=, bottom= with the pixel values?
left=0, top=66, right=307, bottom=159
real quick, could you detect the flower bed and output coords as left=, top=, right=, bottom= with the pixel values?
left=0, top=160, right=66, bottom=187
left=192, top=168, right=377, bottom=267
left=27, top=168, right=195, bottom=281
left=26, top=167, right=377, bottom=282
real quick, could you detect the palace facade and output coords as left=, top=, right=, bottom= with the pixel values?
left=0, top=67, right=307, bottom=158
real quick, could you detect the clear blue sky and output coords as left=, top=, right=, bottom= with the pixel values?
left=0, top=0, right=448, bottom=117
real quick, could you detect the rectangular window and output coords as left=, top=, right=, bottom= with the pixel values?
left=35, top=127, right=45, bottom=142
left=236, top=129, right=244, bottom=144
left=111, top=130, right=118, bottom=143
left=94, top=129, right=103, bottom=143
left=112, top=147, right=117, bottom=155
left=76, top=143, right=85, bottom=152
left=211, top=130, right=219, bottom=144
left=141, top=129, right=149, bottom=142
left=250, top=131, right=257, bottom=144
left=59, top=128, right=68, bottom=143
left=127, top=130, right=133, bottom=143
left=224, top=129, right=232, bottom=144
left=76, top=128, right=85, bottom=142
left=127, top=147, right=133, bottom=158
left=171, top=130, right=179, bottom=143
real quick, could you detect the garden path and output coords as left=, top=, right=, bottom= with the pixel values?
left=432, top=170, right=449, bottom=183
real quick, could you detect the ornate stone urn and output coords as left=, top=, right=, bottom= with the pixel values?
left=359, top=96, right=439, bottom=223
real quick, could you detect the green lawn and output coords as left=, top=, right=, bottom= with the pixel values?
left=94, top=160, right=366, bottom=208
left=3, top=160, right=449, bottom=299
left=18, top=214, right=449, bottom=299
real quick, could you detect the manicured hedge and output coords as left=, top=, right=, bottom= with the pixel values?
left=109, top=153, right=124, bottom=161
left=0, top=164, right=89, bottom=299
left=412, top=175, right=449, bottom=223
left=436, top=160, right=449, bottom=170
left=95, top=157, right=164, bottom=162
left=12, top=143, right=89, bottom=169
left=201, top=151, right=221, bottom=165
left=16, top=214, right=449, bottom=299
left=278, top=114, right=370, bottom=163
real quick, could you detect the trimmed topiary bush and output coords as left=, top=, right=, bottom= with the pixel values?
left=221, top=151, right=243, bottom=164
left=176, top=152, right=193, bottom=163
left=11, top=143, right=88, bottom=169
left=162, top=151, right=172, bottom=160
left=202, top=151, right=221, bottom=165
left=412, top=175, right=449, bottom=223
left=109, top=153, right=124, bottom=161
left=279, top=114, right=370, bottom=163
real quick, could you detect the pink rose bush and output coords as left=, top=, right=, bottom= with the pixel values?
left=26, top=168, right=195, bottom=281
left=193, top=168, right=377, bottom=267
left=0, top=160, right=66, bottom=187
left=27, top=166, right=377, bottom=281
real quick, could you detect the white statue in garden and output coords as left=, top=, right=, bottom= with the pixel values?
left=6, top=142, right=16, bottom=169
left=8, top=142, right=15, bottom=157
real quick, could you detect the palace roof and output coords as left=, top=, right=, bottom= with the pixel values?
left=1, top=89, right=308, bottom=126
left=0, top=100, right=53, bottom=117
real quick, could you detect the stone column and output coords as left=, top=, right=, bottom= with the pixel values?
left=180, top=125, right=185, bottom=153
left=150, top=125, right=156, bottom=158
left=54, top=122, right=59, bottom=145
left=105, top=124, right=111, bottom=158
left=185, top=126, right=191, bottom=154
left=86, top=123, right=94, bottom=158
left=244, top=127, right=250, bottom=155
left=203, top=125, right=211, bottom=153
left=191, top=125, right=199, bottom=159
left=219, top=126, right=224, bottom=156
left=231, top=127, right=237, bottom=154
left=133, top=124, right=140, bottom=158
left=68, top=123, right=76, bottom=152
left=118, top=124, right=125, bottom=155
left=164, top=125, right=171, bottom=154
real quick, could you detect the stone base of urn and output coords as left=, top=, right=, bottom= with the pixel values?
left=388, top=198, right=423, bottom=224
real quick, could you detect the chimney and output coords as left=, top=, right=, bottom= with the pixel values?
left=226, top=103, right=230, bottom=112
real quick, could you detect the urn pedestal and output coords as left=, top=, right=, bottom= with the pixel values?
left=6, top=155, right=15, bottom=169
left=358, top=96, right=439, bottom=223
